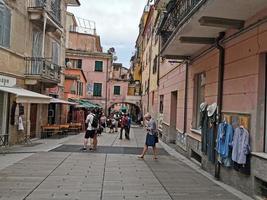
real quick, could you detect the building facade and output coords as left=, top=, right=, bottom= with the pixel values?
left=151, top=0, right=267, bottom=198
left=0, top=0, right=79, bottom=144
left=65, top=14, right=112, bottom=114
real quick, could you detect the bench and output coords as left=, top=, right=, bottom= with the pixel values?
left=41, top=125, right=63, bottom=138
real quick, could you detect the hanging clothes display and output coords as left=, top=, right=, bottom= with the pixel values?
left=232, top=126, right=250, bottom=164
left=200, top=102, right=208, bottom=154
left=206, top=103, right=217, bottom=163
left=216, top=122, right=234, bottom=167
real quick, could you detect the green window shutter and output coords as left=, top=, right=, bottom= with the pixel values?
left=114, top=86, right=120, bottom=95
left=93, top=83, right=102, bottom=97
left=95, top=61, right=103, bottom=72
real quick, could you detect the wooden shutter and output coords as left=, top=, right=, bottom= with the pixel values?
left=3, top=6, right=10, bottom=47
left=95, top=61, right=103, bottom=72
left=0, top=5, right=4, bottom=46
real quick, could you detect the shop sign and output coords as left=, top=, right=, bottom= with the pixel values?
left=0, top=75, right=16, bottom=87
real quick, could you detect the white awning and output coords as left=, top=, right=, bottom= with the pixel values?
left=50, top=98, right=77, bottom=105
left=0, top=86, right=51, bottom=104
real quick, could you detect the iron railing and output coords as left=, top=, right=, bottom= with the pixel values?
left=27, top=0, right=61, bottom=24
left=25, top=57, right=61, bottom=82
left=159, top=0, right=202, bottom=45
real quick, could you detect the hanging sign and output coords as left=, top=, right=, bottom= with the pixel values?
left=0, top=75, right=16, bottom=87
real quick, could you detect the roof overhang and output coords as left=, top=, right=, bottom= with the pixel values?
left=161, top=0, right=267, bottom=58
left=0, top=86, right=51, bottom=104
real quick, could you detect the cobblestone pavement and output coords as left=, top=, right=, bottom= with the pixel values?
left=0, top=127, right=251, bottom=200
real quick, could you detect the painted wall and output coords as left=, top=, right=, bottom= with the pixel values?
left=64, top=68, right=87, bottom=99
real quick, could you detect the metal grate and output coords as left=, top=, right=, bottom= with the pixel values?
left=50, top=145, right=169, bottom=155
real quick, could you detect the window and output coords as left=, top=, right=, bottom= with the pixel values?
left=52, top=42, right=60, bottom=65
left=153, top=55, right=158, bottom=74
left=65, top=58, right=82, bottom=69
left=77, top=82, right=83, bottom=96
left=194, top=72, right=206, bottom=129
left=159, top=95, right=164, bottom=113
left=95, top=61, right=103, bottom=72
left=0, top=2, right=11, bottom=48
left=93, top=83, right=102, bottom=97
left=114, top=86, right=121, bottom=95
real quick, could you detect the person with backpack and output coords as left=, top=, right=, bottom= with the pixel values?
left=82, top=109, right=98, bottom=151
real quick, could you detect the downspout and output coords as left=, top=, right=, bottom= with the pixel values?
left=183, top=61, right=189, bottom=134
left=42, top=12, right=47, bottom=58
left=214, top=31, right=225, bottom=180
left=215, top=32, right=225, bottom=124
left=105, top=58, right=109, bottom=116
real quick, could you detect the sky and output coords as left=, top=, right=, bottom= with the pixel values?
left=68, top=0, right=148, bottom=68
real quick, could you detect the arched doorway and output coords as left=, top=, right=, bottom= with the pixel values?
left=108, top=102, right=141, bottom=123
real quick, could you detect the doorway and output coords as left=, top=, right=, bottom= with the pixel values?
left=30, top=104, right=38, bottom=138
left=169, top=91, right=178, bottom=143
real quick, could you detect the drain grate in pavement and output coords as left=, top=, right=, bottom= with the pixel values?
left=50, top=145, right=169, bottom=155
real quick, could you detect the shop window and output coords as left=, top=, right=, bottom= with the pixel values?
left=159, top=95, right=164, bottom=113
left=194, top=72, right=206, bottom=129
left=93, top=83, right=102, bottom=97
left=95, top=61, right=103, bottom=72
left=114, top=86, right=120, bottom=95
left=0, top=1, right=11, bottom=48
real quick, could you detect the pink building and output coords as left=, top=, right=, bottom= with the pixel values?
left=65, top=14, right=112, bottom=113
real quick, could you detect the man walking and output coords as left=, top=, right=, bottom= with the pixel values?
left=82, top=109, right=97, bottom=151
left=119, top=114, right=129, bottom=140
left=127, top=113, right=132, bottom=139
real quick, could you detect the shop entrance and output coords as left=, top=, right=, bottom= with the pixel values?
left=30, top=104, right=37, bottom=138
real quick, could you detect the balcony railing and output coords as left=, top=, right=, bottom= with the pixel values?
left=27, top=0, right=61, bottom=24
left=160, top=0, right=202, bottom=45
left=25, top=57, right=61, bottom=83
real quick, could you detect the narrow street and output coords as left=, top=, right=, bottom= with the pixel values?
left=0, top=128, right=251, bottom=200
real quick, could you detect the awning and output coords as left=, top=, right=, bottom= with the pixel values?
left=68, top=98, right=102, bottom=109
left=50, top=98, right=77, bottom=105
left=0, top=86, right=51, bottom=104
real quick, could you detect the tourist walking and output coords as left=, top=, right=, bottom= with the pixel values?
left=119, top=114, right=129, bottom=140
left=82, top=109, right=98, bottom=151
left=138, top=113, right=158, bottom=159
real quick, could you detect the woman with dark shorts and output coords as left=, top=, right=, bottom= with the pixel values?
left=138, top=113, right=158, bottom=159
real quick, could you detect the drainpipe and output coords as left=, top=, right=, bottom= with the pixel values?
left=214, top=32, right=225, bottom=180
left=42, top=12, right=47, bottom=58
left=183, top=61, right=189, bottom=134
left=215, top=32, right=225, bottom=124
left=105, top=58, right=109, bottom=116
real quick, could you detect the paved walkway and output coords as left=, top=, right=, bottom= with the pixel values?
left=0, top=127, right=252, bottom=200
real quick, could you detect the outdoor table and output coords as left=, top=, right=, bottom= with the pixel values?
left=41, top=125, right=62, bottom=138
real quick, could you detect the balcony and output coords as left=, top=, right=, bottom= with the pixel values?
left=159, top=0, right=267, bottom=58
left=27, top=0, right=62, bottom=32
left=25, top=57, right=61, bottom=86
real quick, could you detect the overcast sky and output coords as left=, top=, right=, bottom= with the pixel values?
left=68, top=0, right=148, bottom=68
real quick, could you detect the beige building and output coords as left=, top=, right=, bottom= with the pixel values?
left=0, top=0, right=80, bottom=145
